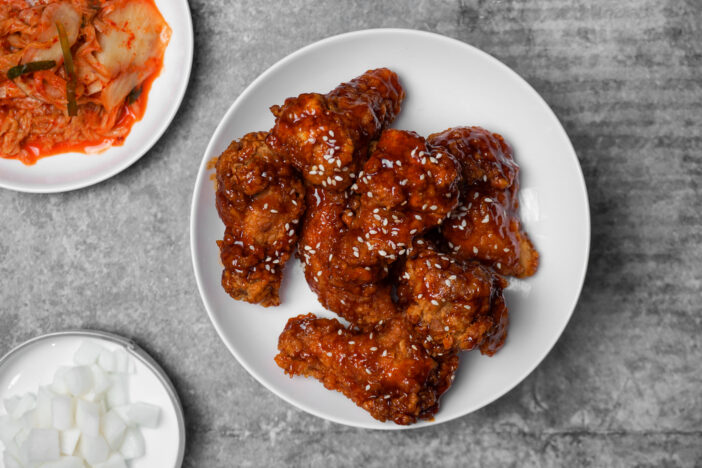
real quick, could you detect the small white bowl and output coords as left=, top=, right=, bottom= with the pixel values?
left=0, top=330, right=185, bottom=467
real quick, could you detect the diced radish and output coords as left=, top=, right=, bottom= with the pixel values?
left=119, top=427, right=144, bottom=459
left=34, top=386, right=55, bottom=429
left=106, top=375, right=128, bottom=408
left=0, top=414, right=22, bottom=447
left=51, top=367, right=71, bottom=395
left=79, top=434, right=110, bottom=464
left=110, top=405, right=130, bottom=423
left=52, top=394, right=75, bottom=431
left=74, top=341, right=104, bottom=366
left=75, top=399, right=100, bottom=437
left=112, top=349, right=132, bottom=374
left=24, top=427, right=60, bottom=462
left=101, top=410, right=126, bottom=450
left=3, top=451, right=22, bottom=468
left=64, top=366, right=93, bottom=396
left=3, top=395, right=20, bottom=414
left=97, top=350, right=116, bottom=373
left=40, top=456, right=87, bottom=468
left=125, top=402, right=160, bottom=428
left=60, top=428, right=81, bottom=456
left=90, top=365, right=111, bottom=395
left=11, top=393, right=35, bottom=419
left=93, top=452, right=127, bottom=468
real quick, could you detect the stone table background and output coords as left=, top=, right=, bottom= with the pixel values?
left=1, top=0, right=700, bottom=466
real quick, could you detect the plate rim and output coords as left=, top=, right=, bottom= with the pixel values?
left=190, top=27, right=591, bottom=430
left=0, top=329, right=187, bottom=467
left=0, top=0, right=195, bottom=194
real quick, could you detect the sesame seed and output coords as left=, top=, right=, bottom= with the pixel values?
left=382, top=350, right=387, bottom=357
left=482, top=215, right=490, bottom=223
left=444, top=326, right=449, bottom=331
left=370, top=347, right=377, bottom=351
left=365, top=369, right=371, bottom=374
left=431, top=300, right=439, bottom=306
left=338, top=329, right=342, bottom=335
left=430, top=205, right=438, bottom=210
left=473, top=247, right=479, bottom=254
left=411, top=345, right=418, bottom=350
left=365, top=385, right=370, bottom=391
left=349, top=341, right=355, bottom=344
left=327, top=352, right=332, bottom=357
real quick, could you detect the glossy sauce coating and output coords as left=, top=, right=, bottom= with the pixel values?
left=297, top=129, right=461, bottom=329
left=266, top=68, right=404, bottom=190
left=397, top=241, right=509, bottom=356
left=429, top=126, right=539, bottom=278
left=216, top=132, right=305, bottom=306
left=276, top=313, right=458, bottom=425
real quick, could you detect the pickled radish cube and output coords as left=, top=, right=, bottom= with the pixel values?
left=94, top=453, right=127, bottom=468
left=51, top=367, right=71, bottom=395
left=110, top=405, right=130, bottom=423
left=3, top=395, right=20, bottom=414
left=75, top=399, right=100, bottom=437
left=34, top=386, right=55, bottom=429
left=113, top=349, right=132, bottom=374
left=79, top=434, right=109, bottom=464
left=0, top=415, right=22, bottom=445
left=52, top=394, right=75, bottom=431
left=60, top=428, right=81, bottom=456
left=106, top=375, right=129, bottom=408
left=3, top=451, right=22, bottom=468
left=119, top=427, right=144, bottom=459
left=97, top=350, right=116, bottom=373
left=41, top=456, right=86, bottom=468
left=64, top=366, right=93, bottom=396
left=24, top=428, right=60, bottom=462
left=101, top=410, right=126, bottom=450
left=90, top=364, right=111, bottom=395
left=74, top=341, right=104, bottom=366
left=126, top=402, right=160, bottom=428
left=11, top=393, right=35, bottom=419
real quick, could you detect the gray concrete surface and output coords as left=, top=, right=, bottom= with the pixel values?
left=1, top=0, right=701, bottom=466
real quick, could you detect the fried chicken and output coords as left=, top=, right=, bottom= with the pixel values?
left=429, top=126, right=539, bottom=278
left=297, top=186, right=398, bottom=328
left=215, top=132, right=306, bottom=306
left=267, top=68, right=405, bottom=191
left=297, top=129, right=461, bottom=329
left=397, top=241, right=509, bottom=356
left=275, top=313, right=458, bottom=425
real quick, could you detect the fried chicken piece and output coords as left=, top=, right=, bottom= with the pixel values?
left=298, top=130, right=461, bottom=329
left=297, top=186, right=398, bottom=328
left=397, top=241, right=509, bottom=356
left=428, top=126, right=539, bottom=278
left=215, top=132, right=305, bottom=306
left=276, top=313, right=459, bottom=425
left=339, top=129, right=461, bottom=269
left=267, top=68, right=405, bottom=191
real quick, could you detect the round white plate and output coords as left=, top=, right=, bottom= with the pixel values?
left=190, top=29, right=590, bottom=429
left=0, top=330, right=185, bottom=467
left=0, top=0, right=194, bottom=194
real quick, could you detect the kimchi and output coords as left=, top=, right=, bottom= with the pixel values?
left=0, top=0, right=171, bottom=164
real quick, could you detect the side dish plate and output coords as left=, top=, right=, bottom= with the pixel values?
left=0, top=330, right=186, bottom=466
left=190, top=29, right=590, bottom=429
left=0, top=0, right=194, bottom=194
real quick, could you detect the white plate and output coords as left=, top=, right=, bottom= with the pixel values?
left=0, top=330, right=185, bottom=467
left=190, top=29, right=590, bottom=429
left=0, top=0, right=194, bottom=194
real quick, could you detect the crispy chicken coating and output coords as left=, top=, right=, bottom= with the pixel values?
left=215, top=132, right=306, bottom=306
left=298, top=130, right=461, bottom=329
left=429, top=127, right=539, bottom=278
left=297, top=186, right=398, bottom=328
left=267, top=68, right=405, bottom=191
left=275, top=313, right=459, bottom=425
left=340, top=129, right=461, bottom=269
left=397, top=241, right=509, bottom=356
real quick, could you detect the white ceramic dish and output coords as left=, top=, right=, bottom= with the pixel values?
left=0, top=0, right=194, bottom=194
left=190, top=29, right=590, bottom=429
left=0, top=330, right=185, bottom=467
